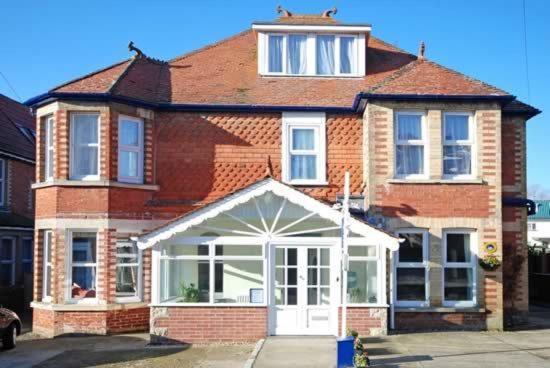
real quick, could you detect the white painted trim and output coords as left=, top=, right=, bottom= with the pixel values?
left=114, top=240, right=143, bottom=303
left=42, top=231, right=53, bottom=303
left=69, top=112, right=101, bottom=181
left=44, top=115, right=55, bottom=181
left=117, top=115, right=144, bottom=184
left=394, top=111, right=429, bottom=180
left=252, top=24, right=371, bottom=33
left=442, top=229, right=478, bottom=308
left=32, top=180, right=159, bottom=190
left=65, top=230, right=99, bottom=304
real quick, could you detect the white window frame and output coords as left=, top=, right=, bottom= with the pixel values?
left=442, top=229, right=477, bottom=308
left=157, top=242, right=266, bottom=306
left=21, top=236, right=33, bottom=273
left=442, top=112, right=476, bottom=179
left=281, top=112, right=327, bottom=185
left=45, top=115, right=55, bottom=181
left=66, top=230, right=98, bottom=304
left=117, top=115, right=144, bottom=184
left=262, top=33, right=361, bottom=77
left=115, top=240, right=142, bottom=303
left=43, top=231, right=53, bottom=303
left=347, top=245, right=385, bottom=306
left=0, top=158, right=5, bottom=207
left=394, top=229, right=430, bottom=307
left=69, top=113, right=101, bottom=181
left=0, top=237, right=16, bottom=286
left=394, top=111, right=429, bottom=179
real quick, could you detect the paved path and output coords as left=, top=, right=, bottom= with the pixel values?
left=253, top=336, right=337, bottom=368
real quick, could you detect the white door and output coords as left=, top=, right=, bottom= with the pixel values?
left=271, top=245, right=334, bottom=335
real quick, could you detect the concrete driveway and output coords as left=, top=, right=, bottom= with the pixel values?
left=0, top=332, right=254, bottom=368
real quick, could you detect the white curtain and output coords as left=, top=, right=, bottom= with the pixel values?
left=288, top=35, right=307, bottom=75
left=396, top=145, right=424, bottom=175
left=397, top=114, right=422, bottom=140
left=292, top=129, right=314, bottom=150
left=443, top=145, right=471, bottom=175
left=445, top=115, right=469, bottom=141
left=73, top=115, right=98, bottom=176
left=268, top=35, right=283, bottom=73
left=316, top=35, right=335, bottom=75
left=291, top=155, right=316, bottom=179
left=340, top=37, right=355, bottom=74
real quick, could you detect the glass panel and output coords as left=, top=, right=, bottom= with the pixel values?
left=120, top=150, right=138, bottom=178
left=397, top=114, right=422, bottom=140
left=275, top=268, right=285, bottom=286
left=73, top=146, right=98, bottom=176
left=290, top=155, right=317, bottom=180
left=45, top=265, right=51, bottom=297
left=73, top=114, right=99, bottom=144
left=347, top=260, right=378, bottom=304
left=72, top=234, right=96, bottom=263
left=396, top=268, right=425, bottom=301
left=276, top=248, right=285, bottom=265
left=398, top=233, right=424, bottom=263
left=287, top=34, right=307, bottom=75
left=321, top=288, right=330, bottom=305
left=120, top=120, right=139, bottom=146
left=116, top=265, right=138, bottom=296
left=275, top=287, right=285, bottom=305
left=308, top=268, right=317, bottom=285
left=215, top=244, right=262, bottom=257
left=22, top=239, right=33, bottom=260
left=320, top=268, right=330, bottom=286
left=287, top=248, right=297, bottom=266
left=71, top=266, right=96, bottom=299
left=116, top=242, right=138, bottom=264
left=268, top=35, right=283, bottom=73
left=287, top=287, right=297, bottom=305
left=444, top=268, right=473, bottom=301
left=214, top=260, right=263, bottom=303
left=320, top=249, right=329, bottom=266
left=349, top=246, right=376, bottom=257
left=307, top=248, right=318, bottom=265
left=160, top=259, right=210, bottom=303
left=340, top=36, right=355, bottom=74
left=1, top=239, right=13, bottom=260
left=287, top=268, right=297, bottom=286
left=72, top=114, right=98, bottom=177
left=396, top=145, right=424, bottom=175
left=445, top=114, right=469, bottom=141
left=292, top=129, right=315, bottom=150
left=163, top=244, right=209, bottom=256
left=446, top=233, right=471, bottom=263
left=316, top=35, right=335, bottom=75
left=443, top=145, right=471, bottom=175
left=308, top=288, right=318, bottom=305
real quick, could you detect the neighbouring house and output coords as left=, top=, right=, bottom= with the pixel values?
left=527, top=200, right=550, bottom=303
left=26, top=7, right=540, bottom=341
left=0, top=93, right=36, bottom=312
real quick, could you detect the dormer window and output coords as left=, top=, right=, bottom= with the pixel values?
left=264, top=33, right=359, bottom=76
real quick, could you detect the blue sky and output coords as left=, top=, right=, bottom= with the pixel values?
left=1, top=0, right=548, bottom=189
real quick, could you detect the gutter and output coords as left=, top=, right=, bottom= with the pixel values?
left=503, top=197, right=536, bottom=216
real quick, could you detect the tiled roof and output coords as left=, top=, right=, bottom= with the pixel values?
left=0, top=93, right=35, bottom=161
left=274, top=14, right=340, bottom=25
left=530, top=200, right=550, bottom=220
left=43, top=26, right=529, bottom=109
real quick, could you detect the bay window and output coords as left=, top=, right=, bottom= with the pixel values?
left=159, top=243, right=265, bottom=305
left=45, top=115, right=54, bottom=180
left=70, top=113, right=100, bottom=180
left=282, top=112, right=326, bottom=185
left=116, top=240, right=142, bottom=301
left=395, top=112, right=427, bottom=178
left=118, top=116, right=144, bottom=183
left=264, top=33, right=358, bottom=76
left=347, top=245, right=379, bottom=304
left=0, top=237, right=15, bottom=286
left=443, top=230, right=477, bottom=307
left=443, top=112, right=475, bottom=178
left=395, top=230, right=429, bottom=307
left=69, top=232, right=97, bottom=301
left=43, top=231, right=52, bottom=302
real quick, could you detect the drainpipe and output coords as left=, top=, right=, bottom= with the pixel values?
left=340, top=172, right=350, bottom=337
left=389, top=251, right=395, bottom=330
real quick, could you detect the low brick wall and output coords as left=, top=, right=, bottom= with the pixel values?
left=395, top=312, right=486, bottom=331
left=339, top=307, right=388, bottom=336
left=150, top=306, right=268, bottom=343
left=33, top=306, right=150, bottom=337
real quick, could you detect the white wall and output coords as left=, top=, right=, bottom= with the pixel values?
left=528, top=219, right=550, bottom=246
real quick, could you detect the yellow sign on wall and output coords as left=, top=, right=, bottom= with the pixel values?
left=483, top=242, right=498, bottom=254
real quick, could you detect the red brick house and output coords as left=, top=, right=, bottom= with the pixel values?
left=0, top=93, right=36, bottom=312
left=26, top=8, right=540, bottom=341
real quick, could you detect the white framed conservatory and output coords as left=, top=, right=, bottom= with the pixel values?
left=137, top=178, right=400, bottom=336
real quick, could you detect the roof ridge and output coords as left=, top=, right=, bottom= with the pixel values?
left=369, top=35, right=417, bottom=57
left=364, top=59, right=421, bottom=93
left=50, top=59, right=131, bottom=92
left=169, top=29, right=253, bottom=63
left=108, top=57, right=138, bottom=94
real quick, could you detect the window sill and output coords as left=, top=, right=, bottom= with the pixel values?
left=284, top=180, right=329, bottom=187
left=31, top=301, right=149, bottom=311
left=149, top=303, right=267, bottom=308
left=32, top=180, right=160, bottom=191
left=261, top=74, right=364, bottom=79
left=387, top=178, right=484, bottom=185
left=394, top=307, right=485, bottom=313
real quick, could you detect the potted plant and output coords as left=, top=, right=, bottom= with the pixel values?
left=479, top=255, right=501, bottom=271
left=352, top=330, right=370, bottom=367
left=179, top=282, right=200, bottom=302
